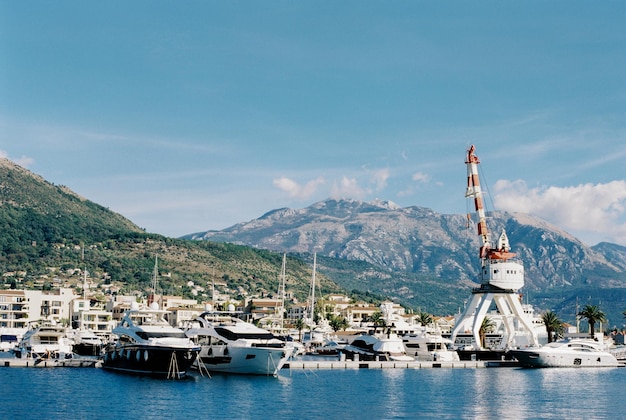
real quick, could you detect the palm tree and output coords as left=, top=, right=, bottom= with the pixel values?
left=369, top=311, right=386, bottom=335
left=294, top=318, right=306, bottom=342
left=541, top=310, right=563, bottom=343
left=479, top=317, right=496, bottom=349
left=578, top=304, right=607, bottom=337
left=417, top=311, right=433, bottom=327
left=329, top=315, right=349, bottom=332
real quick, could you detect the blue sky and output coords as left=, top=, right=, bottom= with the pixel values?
left=2, top=2, right=626, bottom=246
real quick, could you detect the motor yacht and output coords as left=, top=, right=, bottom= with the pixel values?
left=402, top=331, right=460, bottom=362
left=185, top=311, right=290, bottom=376
left=341, top=331, right=414, bottom=362
left=102, top=303, right=199, bottom=378
left=17, top=319, right=74, bottom=360
left=508, top=338, right=620, bottom=368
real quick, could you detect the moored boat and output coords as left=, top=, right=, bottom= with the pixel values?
left=402, top=331, right=459, bottom=362
left=69, top=329, right=104, bottom=357
left=17, top=319, right=74, bottom=360
left=508, top=338, right=620, bottom=368
left=102, top=303, right=199, bottom=378
left=185, top=311, right=289, bottom=376
left=341, top=331, right=414, bottom=362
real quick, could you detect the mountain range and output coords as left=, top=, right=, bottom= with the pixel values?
left=184, top=198, right=626, bottom=326
left=2, top=155, right=625, bottom=326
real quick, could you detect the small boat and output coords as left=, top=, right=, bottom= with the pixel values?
left=508, top=338, right=620, bottom=368
left=341, top=331, right=414, bottom=362
left=402, top=331, right=460, bottom=362
left=185, top=311, right=290, bottom=376
left=102, top=303, right=200, bottom=378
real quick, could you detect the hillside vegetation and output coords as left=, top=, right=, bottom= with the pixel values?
left=0, top=158, right=343, bottom=304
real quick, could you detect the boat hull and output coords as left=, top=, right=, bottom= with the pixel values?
left=457, top=349, right=514, bottom=361
left=509, top=349, right=620, bottom=368
left=102, top=344, right=199, bottom=377
left=195, top=345, right=288, bottom=375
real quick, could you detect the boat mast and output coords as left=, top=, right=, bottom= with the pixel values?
left=212, top=266, right=216, bottom=310
left=82, top=245, right=87, bottom=302
left=152, top=254, right=159, bottom=308
left=82, top=245, right=87, bottom=330
left=308, top=252, right=317, bottom=325
left=279, top=253, right=286, bottom=329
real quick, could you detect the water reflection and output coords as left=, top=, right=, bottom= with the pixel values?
left=3, top=365, right=624, bottom=419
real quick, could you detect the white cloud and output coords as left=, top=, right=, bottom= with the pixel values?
left=493, top=179, right=626, bottom=245
left=412, top=171, right=431, bottom=183
left=273, top=176, right=325, bottom=200
left=397, top=171, right=432, bottom=197
left=331, top=176, right=366, bottom=199
left=370, top=168, right=390, bottom=192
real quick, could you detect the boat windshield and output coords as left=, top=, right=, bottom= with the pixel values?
left=214, top=327, right=275, bottom=341
left=1, top=334, right=18, bottom=343
left=136, top=331, right=187, bottom=339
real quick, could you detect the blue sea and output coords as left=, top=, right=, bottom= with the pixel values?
left=2, top=365, right=625, bottom=419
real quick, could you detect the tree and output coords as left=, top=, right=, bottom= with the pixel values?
left=294, top=318, right=306, bottom=342
left=479, top=317, right=496, bottom=349
left=369, top=311, right=387, bottom=335
left=329, top=315, right=349, bottom=332
left=541, top=310, right=563, bottom=343
left=578, top=304, right=607, bottom=337
left=417, top=311, right=433, bottom=327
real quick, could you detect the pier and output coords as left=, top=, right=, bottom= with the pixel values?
left=1, top=358, right=101, bottom=368
left=283, top=360, right=519, bottom=370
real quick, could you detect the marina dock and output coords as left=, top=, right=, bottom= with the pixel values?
left=283, top=360, right=519, bottom=370
left=1, top=358, right=101, bottom=368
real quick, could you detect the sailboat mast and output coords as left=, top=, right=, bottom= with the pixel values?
left=82, top=245, right=87, bottom=302
left=279, top=253, right=286, bottom=329
left=211, top=266, right=216, bottom=310
left=309, top=252, right=317, bottom=323
left=152, top=254, right=159, bottom=308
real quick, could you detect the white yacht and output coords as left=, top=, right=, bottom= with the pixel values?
left=341, top=331, right=414, bottom=362
left=509, top=338, right=620, bottom=368
left=402, top=331, right=460, bottom=362
left=185, top=311, right=290, bottom=376
left=102, top=303, right=200, bottom=378
left=17, top=319, right=74, bottom=360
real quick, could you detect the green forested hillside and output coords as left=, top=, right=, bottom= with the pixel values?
left=0, top=158, right=343, bottom=303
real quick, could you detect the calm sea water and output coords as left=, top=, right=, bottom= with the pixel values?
left=2, top=366, right=625, bottom=419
